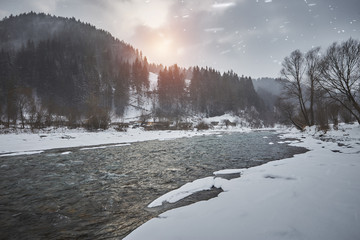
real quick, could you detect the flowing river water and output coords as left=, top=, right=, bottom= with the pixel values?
left=0, top=131, right=307, bottom=239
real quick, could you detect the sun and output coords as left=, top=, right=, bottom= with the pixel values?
left=155, top=33, right=173, bottom=55
left=139, top=29, right=183, bottom=66
left=147, top=32, right=176, bottom=64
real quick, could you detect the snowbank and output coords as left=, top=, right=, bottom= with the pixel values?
left=148, top=177, right=217, bottom=208
left=125, top=123, right=360, bottom=240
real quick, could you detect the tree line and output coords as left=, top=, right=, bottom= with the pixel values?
left=0, top=12, right=149, bottom=130
left=0, top=42, right=150, bottom=129
left=189, top=67, right=264, bottom=118
left=139, top=65, right=266, bottom=126
left=278, top=38, right=360, bottom=130
left=0, top=13, right=274, bottom=130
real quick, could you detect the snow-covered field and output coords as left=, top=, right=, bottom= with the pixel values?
left=125, top=123, right=360, bottom=240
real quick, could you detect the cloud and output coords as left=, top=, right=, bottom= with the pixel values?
left=0, top=9, right=9, bottom=19
left=30, top=0, right=59, bottom=12
left=212, top=2, right=236, bottom=9
left=204, top=27, right=224, bottom=33
left=0, top=0, right=60, bottom=16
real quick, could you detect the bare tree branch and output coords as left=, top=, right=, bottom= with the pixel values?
left=318, top=38, right=360, bottom=123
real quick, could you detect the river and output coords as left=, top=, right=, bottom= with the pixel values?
left=0, top=131, right=307, bottom=239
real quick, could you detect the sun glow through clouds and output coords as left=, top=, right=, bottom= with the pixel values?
left=155, top=33, right=173, bottom=56
left=142, top=30, right=180, bottom=65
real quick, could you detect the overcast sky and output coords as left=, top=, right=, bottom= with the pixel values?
left=1, top=0, right=359, bottom=78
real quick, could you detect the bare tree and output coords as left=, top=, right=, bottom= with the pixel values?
left=276, top=97, right=304, bottom=130
left=281, top=50, right=311, bottom=127
left=5, top=88, right=17, bottom=127
left=85, top=94, right=110, bottom=130
left=318, top=38, right=360, bottom=123
left=0, top=103, right=2, bottom=124
left=305, top=47, right=322, bottom=126
left=15, top=87, right=33, bottom=129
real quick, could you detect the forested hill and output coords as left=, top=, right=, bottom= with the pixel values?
left=0, top=12, right=147, bottom=124
left=0, top=12, right=266, bottom=129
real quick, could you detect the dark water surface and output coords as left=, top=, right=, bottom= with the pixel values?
left=0, top=131, right=307, bottom=239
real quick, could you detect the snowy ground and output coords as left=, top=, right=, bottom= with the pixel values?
left=125, top=123, right=360, bottom=240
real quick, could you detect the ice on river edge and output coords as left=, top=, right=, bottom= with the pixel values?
left=148, top=169, right=245, bottom=208
left=125, top=123, right=360, bottom=240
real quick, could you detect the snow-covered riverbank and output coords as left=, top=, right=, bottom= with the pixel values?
left=0, top=113, right=265, bottom=157
left=125, top=123, right=360, bottom=240
left=0, top=126, right=255, bottom=157
left=0, top=127, right=206, bottom=156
